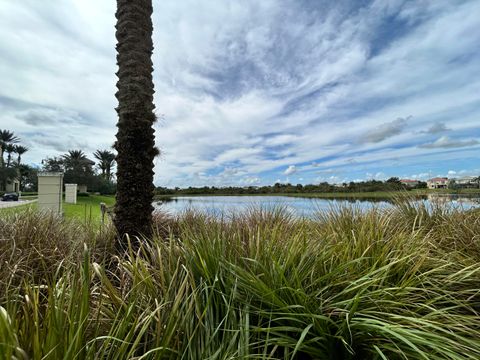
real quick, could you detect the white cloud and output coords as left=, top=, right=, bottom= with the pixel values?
left=411, top=173, right=430, bottom=180
left=419, top=136, right=479, bottom=149
left=360, top=117, right=409, bottom=143
left=0, top=0, right=479, bottom=186
left=215, top=147, right=263, bottom=164
left=284, top=165, right=297, bottom=176
left=366, top=172, right=386, bottom=180
left=423, top=122, right=451, bottom=134
left=242, top=176, right=260, bottom=185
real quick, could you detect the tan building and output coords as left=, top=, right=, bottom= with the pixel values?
left=427, top=177, right=448, bottom=189
left=5, top=178, right=20, bottom=193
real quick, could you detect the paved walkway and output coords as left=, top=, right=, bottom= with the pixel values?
left=0, top=199, right=37, bottom=209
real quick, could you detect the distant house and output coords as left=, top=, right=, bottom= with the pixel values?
left=400, top=179, right=419, bottom=188
left=427, top=177, right=448, bottom=189
left=452, top=176, right=479, bottom=189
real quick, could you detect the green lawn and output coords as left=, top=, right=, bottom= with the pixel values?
left=63, top=195, right=115, bottom=222
left=0, top=195, right=115, bottom=223
left=0, top=202, right=37, bottom=215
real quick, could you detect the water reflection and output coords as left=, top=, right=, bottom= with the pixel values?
left=154, top=195, right=480, bottom=218
left=427, top=194, right=480, bottom=206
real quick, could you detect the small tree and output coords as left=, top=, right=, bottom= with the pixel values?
left=42, top=157, right=64, bottom=172
left=447, top=179, right=457, bottom=190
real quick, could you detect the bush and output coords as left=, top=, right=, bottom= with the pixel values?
left=77, top=192, right=90, bottom=197
left=90, top=177, right=116, bottom=195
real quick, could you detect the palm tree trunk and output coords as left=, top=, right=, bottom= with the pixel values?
left=114, top=0, right=156, bottom=245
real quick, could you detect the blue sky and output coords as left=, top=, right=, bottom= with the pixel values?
left=0, top=0, right=479, bottom=186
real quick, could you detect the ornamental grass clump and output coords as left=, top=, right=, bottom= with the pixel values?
left=0, top=203, right=479, bottom=359
left=0, top=209, right=115, bottom=301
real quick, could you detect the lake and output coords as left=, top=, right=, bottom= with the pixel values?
left=153, top=195, right=480, bottom=218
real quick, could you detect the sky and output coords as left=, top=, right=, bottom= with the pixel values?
left=0, top=0, right=479, bottom=187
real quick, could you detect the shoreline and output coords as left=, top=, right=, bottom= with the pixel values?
left=155, top=189, right=480, bottom=201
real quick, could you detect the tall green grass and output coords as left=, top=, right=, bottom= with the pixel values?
left=0, top=203, right=479, bottom=359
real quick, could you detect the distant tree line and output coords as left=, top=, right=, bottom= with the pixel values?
left=155, top=177, right=427, bottom=196
left=41, top=149, right=116, bottom=194
left=0, top=128, right=118, bottom=195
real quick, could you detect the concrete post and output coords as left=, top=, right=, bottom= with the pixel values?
left=38, top=172, right=63, bottom=214
left=65, top=184, right=78, bottom=204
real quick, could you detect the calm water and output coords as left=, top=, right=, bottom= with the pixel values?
left=153, top=195, right=480, bottom=218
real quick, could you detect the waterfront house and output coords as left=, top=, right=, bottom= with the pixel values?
left=452, top=176, right=479, bottom=189
left=427, top=177, right=448, bottom=189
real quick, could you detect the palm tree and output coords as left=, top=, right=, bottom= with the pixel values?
left=114, top=0, right=157, bottom=242
left=94, top=149, right=116, bottom=180
left=5, top=143, right=16, bottom=168
left=62, top=150, right=88, bottom=170
left=14, top=145, right=28, bottom=166
left=0, top=130, right=19, bottom=168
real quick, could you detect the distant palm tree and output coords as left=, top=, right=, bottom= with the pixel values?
left=5, top=143, right=16, bottom=168
left=0, top=130, right=19, bottom=168
left=94, top=149, right=116, bottom=180
left=114, top=0, right=157, bottom=241
left=62, top=150, right=88, bottom=170
left=14, top=145, right=28, bottom=166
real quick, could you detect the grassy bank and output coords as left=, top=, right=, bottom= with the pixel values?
left=1, top=202, right=480, bottom=359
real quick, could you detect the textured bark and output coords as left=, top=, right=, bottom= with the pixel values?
left=114, top=0, right=156, bottom=244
